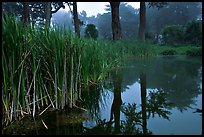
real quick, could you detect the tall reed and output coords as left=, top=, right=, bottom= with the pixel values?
left=2, top=15, right=124, bottom=126
left=2, top=15, right=157, bottom=126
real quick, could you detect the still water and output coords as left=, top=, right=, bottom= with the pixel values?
left=81, top=56, right=202, bottom=135
left=5, top=56, right=202, bottom=135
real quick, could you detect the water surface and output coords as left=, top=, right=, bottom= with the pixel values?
left=4, top=56, right=202, bottom=135
left=81, top=56, right=202, bottom=135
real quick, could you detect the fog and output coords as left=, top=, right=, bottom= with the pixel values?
left=51, top=2, right=202, bottom=40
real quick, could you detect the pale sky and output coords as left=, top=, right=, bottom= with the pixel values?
left=64, top=2, right=140, bottom=17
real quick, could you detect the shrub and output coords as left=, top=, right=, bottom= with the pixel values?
left=186, top=47, right=202, bottom=56
left=84, top=24, right=98, bottom=39
left=160, top=49, right=177, bottom=55
left=184, top=20, right=202, bottom=45
left=162, top=25, right=184, bottom=46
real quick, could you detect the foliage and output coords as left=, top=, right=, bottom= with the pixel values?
left=97, top=13, right=112, bottom=40
left=120, top=3, right=139, bottom=39
left=146, top=2, right=201, bottom=43
left=186, top=47, right=202, bottom=56
left=161, top=19, right=202, bottom=46
left=2, top=15, right=121, bottom=125
left=145, top=32, right=154, bottom=41
left=153, top=44, right=202, bottom=56
left=160, top=49, right=177, bottom=55
left=184, top=20, right=202, bottom=45
left=2, top=14, right=201, bottom=127
left=84, top=24, right=98, bottom=39
left=96, top=3, right=139, bottom=40
left=162, top=24, right=184, bottom=45
left=2, top=2, right=65, bottom=26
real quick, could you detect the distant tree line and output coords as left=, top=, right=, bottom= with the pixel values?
left=2, top=2, right=202, bottom=45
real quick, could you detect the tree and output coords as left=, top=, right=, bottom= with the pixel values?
left=23, top=2, right=30, bottom=24
left=3, top=2, right=65, bottom=27
left=94, top=3, right=139, bottom=40
left=120, top=3, right=139, bottom=39
left=138, top=2, right=146, bottom=41
left=45, top=2, right=65, bottom=27
left=184, top=20, right=202, bottom=45
left=73, top=2, right=80, bottom=38
left=110, top=2, right=122, bottom=40
left=97, top=12, right=112, bottom=40
left=138, top=2, right=167, bottom=41
left=162, top=24, right=184, bottom=45
left=2, top=2, right=23, bottom=18
left=45, top=2, right=51, bottom=26
left=46, top=2, right=65, bottom=27
left=145, top=2, right=201, bottom=43
left=51, top=10, right=73, bottom=31
left=84, top=24, right=98, bottom=39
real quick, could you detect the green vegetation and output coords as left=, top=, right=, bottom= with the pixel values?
left=162, top=25, right=184, bottom=45
left=84, top=24, right=98, bottom=40
left=2, top=15, right=123, bottom=126
left=2, top=15, right=202, bottom=127
left=184, top=20, right=202, bottom=45
left=153, top=44, right=202, bottom=56
left=162, top=20, right=202, bottom=46
left=185, top=47, right=202, bottom=56
left=160, top=49, right=177, bottom=55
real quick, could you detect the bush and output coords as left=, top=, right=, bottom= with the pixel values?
left=84, top=24, right=98, bottom=39
left=162, top=25, right=184, bottom=46
left=186, top=47, right=202, bottom=56
left=184, top=20, right=202, bottom=45
left=160, top=49, right=177, bottom=55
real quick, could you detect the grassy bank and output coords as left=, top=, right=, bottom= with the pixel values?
left=153, top=44, right=202, bottom=56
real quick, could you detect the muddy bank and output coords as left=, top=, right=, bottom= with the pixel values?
left=2, top=107, right=90, bottom=135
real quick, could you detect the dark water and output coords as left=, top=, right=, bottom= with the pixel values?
left=5, top=56, right=202, bottom=135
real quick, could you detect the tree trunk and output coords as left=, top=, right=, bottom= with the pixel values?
left=45, top=2, right=51, bottom=27
left=110, top=2, right=122, bottom=40
left=140, top=71, right=147, bottom=134
left=110, top=68, right=122, bottom=134
left=138, top=2, right=146, bottom=41
left=73, top=2, right=80, bottom=38
left=23, top=2, right=30, bottom=24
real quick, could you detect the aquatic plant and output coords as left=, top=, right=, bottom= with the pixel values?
left=2, top=15, right=124, bottom=126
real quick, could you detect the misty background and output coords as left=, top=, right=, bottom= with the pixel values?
left=51, top=2, right=202, bottom=40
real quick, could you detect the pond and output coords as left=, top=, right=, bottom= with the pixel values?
left=81, top=55, right=202, bottom=135
left=3, top=56, right=202, bottom=135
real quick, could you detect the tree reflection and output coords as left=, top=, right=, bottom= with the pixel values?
left=120, top=71, right=172, bottom=135
left=82, top=68, right=123, bottom=135
left=109, top=68, right=123, bottom=134
left=146, top=89, right=172, bottom=120
left=120, top=103, right=143, bottom=134
left=83, top=69, right=174, bottom=135
left=121, top=56, right=202, bottom=112
left=140, top=71, right=147, bottom=134
left=81, top=84, right=103, bottom=119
